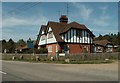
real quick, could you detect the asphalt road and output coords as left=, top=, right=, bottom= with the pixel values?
left=2, top=60, right=118, bottom=81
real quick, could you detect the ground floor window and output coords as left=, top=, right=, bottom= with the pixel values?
left=106, top=48, right=113, bottom=52
left=95, top=46, right=103, bottom=53
left=48, top=46, right=52, bottom=52
left=84, top=45, right=89, bottom=52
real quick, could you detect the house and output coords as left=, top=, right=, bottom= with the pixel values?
left=15, top=38, right=35, bottom=53
left=36, top=15, right=95, bottom=56
left=93, top=39, right=114, bottom=53
left=15, top=45, right=28, bottom=53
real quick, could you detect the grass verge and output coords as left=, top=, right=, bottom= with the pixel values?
left=2, top=58, right=114, bottom=64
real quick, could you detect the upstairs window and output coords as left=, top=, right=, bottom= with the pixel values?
left=48, top=31, right=53, bottom=39
left=76, top=30, right=82, bottom=37
left=87, top=33, right=89, bottom=37
left=41, top=35, right=46, bottom=41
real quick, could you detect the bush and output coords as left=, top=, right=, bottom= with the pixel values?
left=23, top=49, right=33, bottom=54
left=116, top=46, right=120, bottom=52
left=38, top=48, right=48, bottom=53
left=18, top=48, right=48, bottom=54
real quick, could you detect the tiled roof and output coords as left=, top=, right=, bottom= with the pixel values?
left=41, top=25, right=47, bottom=32
left=93, top=39, right=113, bottom=47
left=38, top=21, right=95, bottom=43
left=36, top=25, right=47, bottom=45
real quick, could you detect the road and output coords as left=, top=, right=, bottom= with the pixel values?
left=2, top=60, right=118, bottom=81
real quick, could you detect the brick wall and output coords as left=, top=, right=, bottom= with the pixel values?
left=46, top=43, right=60, bottom=56
left=68, top=44, right=91, bottom=54
left=46, top=43, right=92, bottom=56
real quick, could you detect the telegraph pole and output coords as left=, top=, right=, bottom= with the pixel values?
left=66, top=3, right=69, bottom=16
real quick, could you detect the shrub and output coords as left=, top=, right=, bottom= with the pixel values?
left=115, top=46, right=120, bottom=52
left=22, top=48, right=33, bottom=54
left=39, top=48, right=48, bottom=53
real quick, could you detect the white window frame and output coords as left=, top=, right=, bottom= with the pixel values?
left=48, top=32, right=53, bottom=39
left=48, top=46, right=52, bottom=52
left=41, top=35, right=46, bottom=41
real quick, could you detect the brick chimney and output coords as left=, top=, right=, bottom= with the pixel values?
left=59, top=15, right=68, bottom=24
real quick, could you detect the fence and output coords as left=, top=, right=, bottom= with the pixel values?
left=68, top=52, right=119, bottom=61
left=2, top=52, right=120, bottom=61
left=2, top=53, right=48, bottom=61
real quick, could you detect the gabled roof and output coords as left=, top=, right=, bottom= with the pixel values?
left=47, top=21, right=66, bottom=42
left=37, top=21, right=95, bottom=43
left=60, top=22, right=87, bottom=33
left=36, top=25, right=47, bottom=45
left=60, top=22, right=95, bottom=37
left=41, top=25, right=47, bottom=32
left=93, top=39, right=113, bottom=47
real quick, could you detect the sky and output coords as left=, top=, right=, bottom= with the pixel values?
left=2, top=2, right=118, bottom=42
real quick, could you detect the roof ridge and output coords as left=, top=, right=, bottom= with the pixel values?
left=94, top=39, right=110, bottom=42
left=69, top=21, right=85, bottom=26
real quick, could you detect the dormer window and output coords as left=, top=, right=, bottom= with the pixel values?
left=41, top=35, right=46, bottom=41
left=48, top=31, right=53, bottom=39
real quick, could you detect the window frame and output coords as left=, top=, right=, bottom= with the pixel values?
left=48, top=31, right=53, bottom=39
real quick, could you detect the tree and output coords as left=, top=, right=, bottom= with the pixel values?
left=27, top=38, right=34, bottom=48
left=94, top=33, right=119, bottom=45
left=110, top=33, right=114, bottom=37
left=118, top=32, right=120, bottom=45
left=7, top=38, right=15, bottom=53
left=116, top=45, right=120, bottom=52
left=98, top=34, right=103, bottom=40
left=17, top=39, right=26, bottom=47
left=2, top=40, right=7, bottom=53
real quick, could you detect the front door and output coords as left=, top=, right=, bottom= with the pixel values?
left=64, top=44, right=69, bottom=54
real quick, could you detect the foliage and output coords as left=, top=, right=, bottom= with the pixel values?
left=7, top=38, right=15, bottom=53
left=38, top=48, right=48, bottom=53
left=115, top=45, right=120, bottom=52
left=1, top=38, right=16, bottom=53
left=16, top=39, right=26, bottom=47
left=22, top=48, right=33, bottom=54
left=2, top=40, right=7, bottom=52
left=2, top=54, right=114, bottom=64
left=20, top=48, right=48, bottom=54
left=94, top=32, right=120, bottom=45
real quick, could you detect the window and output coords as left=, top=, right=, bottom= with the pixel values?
left=87, top=33, right=89, bottom=37
left=48, top=32, right=53, bottom=39
left=56, top=45, right=58, bottom=52
left=96, top=46, right=102, bottom=52
left=76, top=30, right=79, bottom=37
left=48, top=46, right=52, bottom=52
left=106, top=48, right=112, bottom=52
left=66, top=33, right=68, bottom=41
left=41, top=35, right=46, bottom=41
left=76, top=30, right=82, bottom=37
left=84, top=45, right=88, bottom=52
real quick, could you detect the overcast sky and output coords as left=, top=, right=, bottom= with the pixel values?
left=2, top=2, right=118, bottom=42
